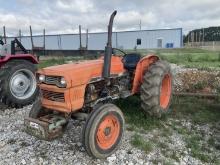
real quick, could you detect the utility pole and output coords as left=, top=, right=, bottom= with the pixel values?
left=139, top=20, right=142, bottom=31
left=19, top=29, right=22, bottom=42
left=43, top=29, right=45, bottom=56
left=203, top=28, right=205, bottom=47
left=29, top=26, right=34, bottom=50
left=195, top=31, right=197, bottom=45
left=79, top=25, right=82, bottom=49
left=191, top=31, right=194, bottom=47
left=3, top=26, right=6, bottom=44
left=86, top=29, right=88, bottom=49
left=187, top=32, right=190, bottom=46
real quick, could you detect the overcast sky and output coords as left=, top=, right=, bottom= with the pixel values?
left=0, top=0, right=219, bottom=36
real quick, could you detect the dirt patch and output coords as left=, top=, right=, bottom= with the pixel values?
left=171, top=64, right=220, bottom=94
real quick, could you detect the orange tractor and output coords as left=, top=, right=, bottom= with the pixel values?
left=25, top=11, right=172, bottom=158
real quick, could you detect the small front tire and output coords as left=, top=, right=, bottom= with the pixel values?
left=82, top=104, right=125, bottom=159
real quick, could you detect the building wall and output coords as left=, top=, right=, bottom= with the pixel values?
left=6, top=28, right=182, bottom=50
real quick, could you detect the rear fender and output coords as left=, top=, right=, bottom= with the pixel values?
left=131, top=54, right=159, bottom=94
left=0, top=54, right=38, bottom=67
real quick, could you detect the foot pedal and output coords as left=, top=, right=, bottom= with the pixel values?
left=24, top=115, right=67, bottom=141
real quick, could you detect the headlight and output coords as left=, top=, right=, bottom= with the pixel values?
left=39, top=75, right=45, bottom=82
left=60, top=77, right=66, bottom=86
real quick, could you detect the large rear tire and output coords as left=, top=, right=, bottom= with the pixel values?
left=82, top=104, right=124, bottom=159
left=0, top=60, right=38, bottom=108
left=140, top=60, right=172, bottom=118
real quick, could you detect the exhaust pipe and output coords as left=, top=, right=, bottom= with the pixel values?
left=102, top=10, right=117, bottom=79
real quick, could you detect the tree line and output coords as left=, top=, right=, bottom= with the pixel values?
left=183, top=26, right=220, bottom=43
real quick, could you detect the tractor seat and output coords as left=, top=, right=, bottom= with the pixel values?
left=122, top=53, right=141, bottom=71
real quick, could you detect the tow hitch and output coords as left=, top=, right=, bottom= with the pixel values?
left=24, top=115, right=68, bottom=141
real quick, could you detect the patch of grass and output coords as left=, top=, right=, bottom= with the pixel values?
left=186, top=54, right=193, bottom=62
left=131, top=48, right=220, bottom=70
left=192, top=82, right=206, bottom=90
left=38, top=58, right=66, bottom=68
left=126, top=124, right=136, bottom=131
left=171, top=96, right=220, bottom=124
left=130, top=134, right=153, bottom=153
left=160, top=128, right=173, bottom=137
left=118, top=96, right=220, bottom=130
left=207, top=137, right=215, bottom=146
left=218, top=52, right=220, bottom=62
left=116, top=96, right=168, bottom=131
left=185, top=134, right=211, bottom=162
left=170, top=151, right=180, bottom=162
left=157, top=141, right=169, bottom=149
left=172, top=125, right=190, bottom=135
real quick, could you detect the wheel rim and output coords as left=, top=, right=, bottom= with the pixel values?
left=9, top=69, right=37, bottom=100
left=96, top=114, right=120, bottom=150
left=160, top=74, right=172, bottom=109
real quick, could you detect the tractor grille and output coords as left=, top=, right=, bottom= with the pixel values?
left=45, top=76, right=60, bottom=85
left=42, top=90, right=65, bottom=102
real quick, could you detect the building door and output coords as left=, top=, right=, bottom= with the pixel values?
left=157, top=39, right=163, bottom=48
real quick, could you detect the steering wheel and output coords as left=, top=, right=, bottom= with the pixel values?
left=112, top=48, right=128, bottom=64
left=112, top=48, right=127, bottom=56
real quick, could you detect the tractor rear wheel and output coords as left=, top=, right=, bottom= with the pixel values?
left=82, top=104, right=124, bottom=159
left=140, top=60, right=172, bottom=118
left=0, top=60, right=38, bottom=108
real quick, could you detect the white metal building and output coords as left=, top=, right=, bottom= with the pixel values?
left=6, top=28, right=183, bottom=50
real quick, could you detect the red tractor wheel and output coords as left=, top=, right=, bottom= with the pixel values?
left=82, top=104, right=124, bottom=159
left=140, top=60, right=173, bottom=118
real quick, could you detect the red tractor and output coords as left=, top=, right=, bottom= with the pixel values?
left=0, top=38, right=39, bottom=107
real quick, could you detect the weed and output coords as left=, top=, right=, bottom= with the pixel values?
left=192, top=82, right=206, bottom=90
left=126, top=125, right=136, bottom=131
left=184, top=134, right=211, bottom=162
left=207, top=137, right=215, bottom=146
left=218, top=52, right=220, bottom=62
left=7, top=139, right=16, bottom=144
left=170, top=151, right=180, bottom=162
left=157, top=141, right=169, bottom=149
left=130, top=134, right=153, bottom=153
left=20, top=141, right=30, bottom=147
left=186, top=54, right=193, bottom=62
left=160, top=128, right=173, bottom=137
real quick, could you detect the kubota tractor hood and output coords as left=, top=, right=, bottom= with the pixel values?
left=38, top=56, right=125, bottom=88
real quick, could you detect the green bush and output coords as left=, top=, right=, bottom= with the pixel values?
left=186, top=54, right=193, bottom=62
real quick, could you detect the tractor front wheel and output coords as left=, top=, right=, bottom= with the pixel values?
left=82, top=104, right=125, bottom=159
left=140, top=60, right=172, bottom=118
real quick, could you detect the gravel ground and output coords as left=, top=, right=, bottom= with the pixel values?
left=0, top=65, right=219, bottom=165
left=1, top=104, right=219, bottom=165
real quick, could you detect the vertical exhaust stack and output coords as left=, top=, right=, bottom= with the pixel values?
left=102, top=10, right=117, bottom=79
